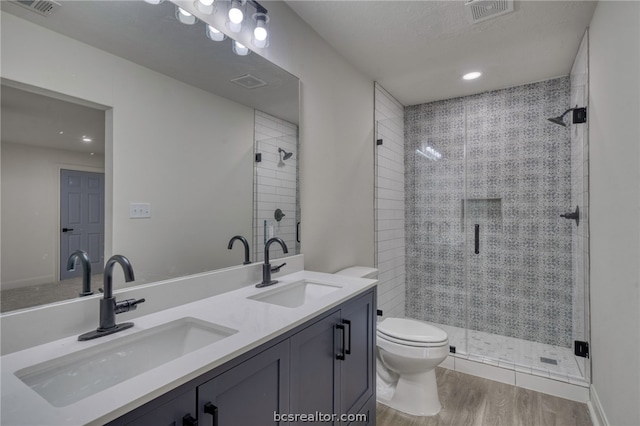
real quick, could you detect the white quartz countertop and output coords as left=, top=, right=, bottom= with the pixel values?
left=0, top=270, right=376, bottom=426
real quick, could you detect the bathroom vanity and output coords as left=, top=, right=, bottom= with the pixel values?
left=0, top=269, right=376, bottom=425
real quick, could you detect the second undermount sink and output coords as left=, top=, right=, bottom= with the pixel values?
left=248, top=280, right=342, bottom=308
left=15, top=317, right=237, bottom=407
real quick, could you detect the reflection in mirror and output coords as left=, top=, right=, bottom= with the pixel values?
left=0, top=0, right=299, bottom=313
left=253, top=112, right=299, bottom=263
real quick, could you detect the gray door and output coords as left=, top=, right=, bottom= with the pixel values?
left=60, top=169, right=104, bottom=280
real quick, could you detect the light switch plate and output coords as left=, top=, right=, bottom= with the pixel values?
left=130, top=203, right=151, bottom=219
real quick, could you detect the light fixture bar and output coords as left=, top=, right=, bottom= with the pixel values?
left=247, top=0, right=267, bottom=14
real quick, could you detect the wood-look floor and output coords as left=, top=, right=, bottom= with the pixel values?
left=376, top=368, right=592, bottom=426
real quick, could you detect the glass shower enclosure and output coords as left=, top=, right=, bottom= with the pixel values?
left=401, top=75, right=590, bottom=386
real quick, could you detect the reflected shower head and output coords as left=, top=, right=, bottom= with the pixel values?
left=278, top=148, right=293, bottom=160
left=547, top=105, right=586, bottom=127
left=548, top=115, right=568, bottom=127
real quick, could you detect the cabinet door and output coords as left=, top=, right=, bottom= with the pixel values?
left=124, top=389, right=196, bottom=426
left=198, top=340, right=290, bottom=426
left=340, top=292, right=375, bottom=417
left=290, top=310, right=341, bottom=424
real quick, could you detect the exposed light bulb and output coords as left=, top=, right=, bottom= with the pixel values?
left=254, top=22, right=267, bottom=41
left=228, top=0, right=244, bottom=24
left=232, top=40, right=250, bottom=56
left=251, top=12, right=269, bottom=48
left=198, top=0, right=214, bottom=6
left=206, top=25, right=226, bottom=42
left=176, top=7, right=197, bottom=25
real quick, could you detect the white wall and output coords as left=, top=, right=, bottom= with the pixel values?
left=1, top=143, right=104, bottom=288
left=1, top=12, right=254, bottom=284
left=589, top=2, right=640, bottom=425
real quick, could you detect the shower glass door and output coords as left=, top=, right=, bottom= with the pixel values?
left=463, top=78, right=588, bottom=384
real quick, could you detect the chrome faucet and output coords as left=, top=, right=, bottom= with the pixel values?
left=256, top=237, right=288, bottom=288
left=66, top=249, right=93, bottom=296
left=228, top=235, right=251, bottom=264
left=78, top=255, right=146, bottom=341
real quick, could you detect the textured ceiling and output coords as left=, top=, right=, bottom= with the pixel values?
left=287, top=1, right=597, bottom=106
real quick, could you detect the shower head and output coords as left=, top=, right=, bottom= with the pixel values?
left=278, top=148, right=293, bottom=161
left=547, top=108, right=573, bottom=127
left=547, top=106, right=588, bottom=127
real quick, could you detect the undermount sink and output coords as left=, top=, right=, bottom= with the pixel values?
left=248, top=280, right=342, bottom=308
left=15, top=317, right=237, bottom=407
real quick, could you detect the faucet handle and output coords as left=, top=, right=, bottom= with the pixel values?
left=270, top=262, right=286, bottom=273
left=114, top=298, right=146, bottom=314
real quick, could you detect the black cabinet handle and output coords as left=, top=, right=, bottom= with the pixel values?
left=342, top=319, right=352, bottom=355
left=296, top=221, right=300, bottom=243
left=335, top=324, right=345, bottom=360
left=474, top=224, right=480, bottom=254
left=183, top=413, right=198, bottom=426
left=204, top=402, right=218, bottom=426
left=62, top=228, right=74, bottom=232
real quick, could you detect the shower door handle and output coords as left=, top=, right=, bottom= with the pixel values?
left=474, top=224, right=480, bottom=254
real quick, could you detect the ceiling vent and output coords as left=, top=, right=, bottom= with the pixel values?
left=231, top=74, right=267, bottom=90
left=11, top=0, right=60, bottom=17
left=465, top=0, right=513, bottom=24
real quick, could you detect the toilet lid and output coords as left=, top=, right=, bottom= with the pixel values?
left=377, top=318, right=448, bottom=344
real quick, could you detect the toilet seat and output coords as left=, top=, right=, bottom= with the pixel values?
left=377, top=318, right=448, bottom=346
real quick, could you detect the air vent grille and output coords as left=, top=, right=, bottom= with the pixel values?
left=12, top=0, right=60, bottom=17
left=465, top=0, right=513, bottom=24
left=231, top=74, right=267, bottom=90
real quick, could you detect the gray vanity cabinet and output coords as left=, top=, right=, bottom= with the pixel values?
left=109, top=288, right=375, bottom=426
left=290, top=291, right=375, bottom=424
left=290, top=310, right=342, bottom=417
left=124, top=389, right=196, bottom=426
left=340, top=292, right=375, bottom=417
left=197, top=340, right=290, bottom=426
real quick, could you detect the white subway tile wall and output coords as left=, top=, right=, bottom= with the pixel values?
left=254, top=111, right=299, bottom=262
left=375, top=83, right=406, bottom=318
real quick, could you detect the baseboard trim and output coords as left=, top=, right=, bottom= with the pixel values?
left=443, top=354, right=590, bottom=403
left=588, top=385, right=609, bottom=426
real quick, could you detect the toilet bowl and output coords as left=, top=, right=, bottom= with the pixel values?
left=376, top=317, right=448, bottom=416
left=334, top=267, right=449, bottom=416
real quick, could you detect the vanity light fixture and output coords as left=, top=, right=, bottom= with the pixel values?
left=227, top=0, right=245, bottom=32
left=176, top=6, right=197, bottom=25
left=206, top=24, right=226, bottom=42
left=462, top=71, right=482, bottom=80
left=252, top=11, right=269, bottom=48
left=195, top=0, right=215, bottom=14
left=232, top=40, right=250, bottom=56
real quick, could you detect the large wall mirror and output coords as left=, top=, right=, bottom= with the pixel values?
left=0, top=0, right=299, bottom=313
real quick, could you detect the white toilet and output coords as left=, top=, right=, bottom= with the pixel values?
left=334, top=267, right=449, bottom=416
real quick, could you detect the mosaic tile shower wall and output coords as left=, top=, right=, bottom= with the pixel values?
left=405, top=77, right=574, bottom=347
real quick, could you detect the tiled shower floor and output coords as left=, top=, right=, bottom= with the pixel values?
left=430, top=321, right=589, bottom=387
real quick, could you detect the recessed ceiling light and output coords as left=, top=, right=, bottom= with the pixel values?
left=82, top=136, right=92, bottom=143
left=462, top=71, right=482, bottom=80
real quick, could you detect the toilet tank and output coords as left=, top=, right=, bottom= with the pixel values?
left=334, top=266, right=378, bottom=279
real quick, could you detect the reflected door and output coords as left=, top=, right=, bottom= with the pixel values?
left=60, top=169, right=104, bottom=279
